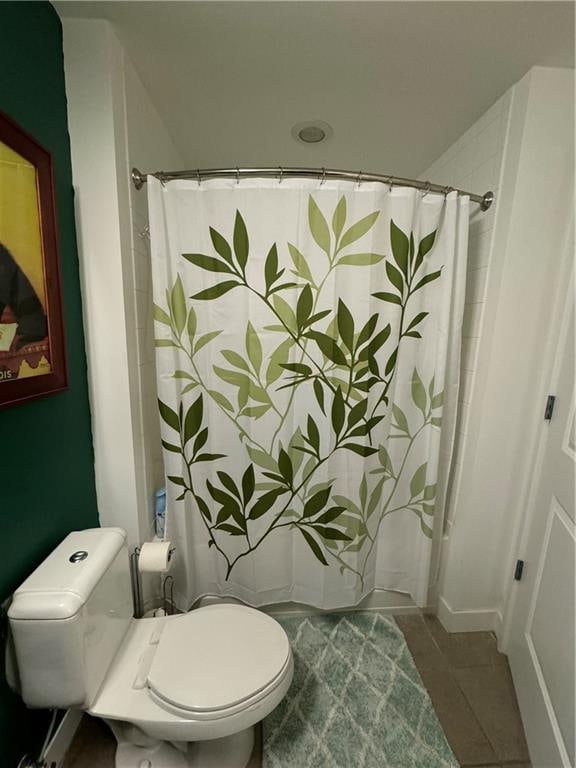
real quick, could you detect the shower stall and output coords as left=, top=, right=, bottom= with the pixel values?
left=127, top=165, right=489, bottom=612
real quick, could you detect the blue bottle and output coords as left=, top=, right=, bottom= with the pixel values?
left=155, top=487, right=167, bottom=539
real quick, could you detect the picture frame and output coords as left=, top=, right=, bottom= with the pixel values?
left=0, top=110, right=67, bottom=407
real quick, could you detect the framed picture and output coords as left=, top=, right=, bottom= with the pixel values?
left=0, top=110, right=67, bottom=407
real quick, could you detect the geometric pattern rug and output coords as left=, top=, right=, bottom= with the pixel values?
left=263, top=612, right=459, bottom=768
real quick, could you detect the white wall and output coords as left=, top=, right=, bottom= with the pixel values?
left=63, top=20, right=140, bottom=544
left=422, top=89, right=512, bottom=533
left=63, top=19, right=182, bottom=560
left=422, top=67, right=574, bottom=634
left=123, top=53, right=183, bottom=545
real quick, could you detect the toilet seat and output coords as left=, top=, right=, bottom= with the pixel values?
left=146, top=604, right=291, bottom=719
left=90, top=607, right=294, bottom=743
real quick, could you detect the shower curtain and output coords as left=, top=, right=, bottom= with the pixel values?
left=148, top=178, right=468, bottom=609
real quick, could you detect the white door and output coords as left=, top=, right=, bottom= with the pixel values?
left=506, top=250, right=575, bottom=767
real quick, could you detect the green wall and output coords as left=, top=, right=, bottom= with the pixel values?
left=0, top=3, right=99, bottom=764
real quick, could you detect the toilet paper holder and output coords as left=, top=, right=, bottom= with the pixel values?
left=162, top=574, right=175, bottom=615
left=130, top=546, right=143, bottom=617
left=129, top=546, right=176, bottom=618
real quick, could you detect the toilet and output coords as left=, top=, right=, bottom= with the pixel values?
left=8, top=527, right=293, bottom=768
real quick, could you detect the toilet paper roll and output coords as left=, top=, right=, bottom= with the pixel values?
left=138, top=541, right=173, bottom=573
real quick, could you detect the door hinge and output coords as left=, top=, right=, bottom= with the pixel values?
left=544, top=395, right=556, bottom=421
left=514, top=559, right=524, bottom=581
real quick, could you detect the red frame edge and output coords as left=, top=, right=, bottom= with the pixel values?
left=0, top=110, right=68, bottom=408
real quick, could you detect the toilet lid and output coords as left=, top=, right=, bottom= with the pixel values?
left=147, top=604, right=290, bottom=713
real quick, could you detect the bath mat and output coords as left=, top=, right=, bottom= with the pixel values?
left=263, top=612, right=459, bottom=768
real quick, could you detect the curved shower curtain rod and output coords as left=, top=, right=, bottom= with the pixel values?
left=131, top=166, right=494, bottom=211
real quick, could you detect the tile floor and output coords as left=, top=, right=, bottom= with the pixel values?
left=63, top=613, right=530, bottom=768
left=395, top=614, right=530, bottom=768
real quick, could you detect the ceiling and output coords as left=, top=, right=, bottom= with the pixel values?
left=56, top=1, right=575, bottom=177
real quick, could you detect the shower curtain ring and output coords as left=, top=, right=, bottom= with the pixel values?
left=357, top=170, right=363, bottom=188
left=443, top=185, right=454, bottom=199
left=196, top=169, right=202, bottom=186
left=320, top=167, right=326, bottom=186
left=423, top=181, right=432, bottom=198
left=278, top=167, right=283, bottom=184
left=236, top=167, right=240, bottom=185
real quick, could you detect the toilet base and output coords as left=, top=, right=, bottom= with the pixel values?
left=114, top=726, right=255, bottom=768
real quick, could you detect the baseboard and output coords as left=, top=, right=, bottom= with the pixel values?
left=437, top=596, right=503, bottom=635
left=43, top=709, right=83, bottom=768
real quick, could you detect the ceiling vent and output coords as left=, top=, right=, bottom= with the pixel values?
left=292, top=121, right=333, bottom=144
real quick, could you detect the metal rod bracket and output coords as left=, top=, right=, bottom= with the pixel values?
left=131, top=167, right=145, bottom=191
left=481, top=191, right=494, bottom=211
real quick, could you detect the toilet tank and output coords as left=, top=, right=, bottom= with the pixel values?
left=8, top=527, right=133, bottom=709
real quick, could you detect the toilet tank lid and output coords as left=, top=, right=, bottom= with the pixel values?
left=8, top=528, right=127, bottom=621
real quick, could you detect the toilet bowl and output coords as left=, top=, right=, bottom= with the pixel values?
left=8, top=528, right=293, bottom=768
left=93, top=604, right=293, bottom=766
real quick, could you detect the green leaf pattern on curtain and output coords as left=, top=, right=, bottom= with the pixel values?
left=155, top=194, right=443, bottom=584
